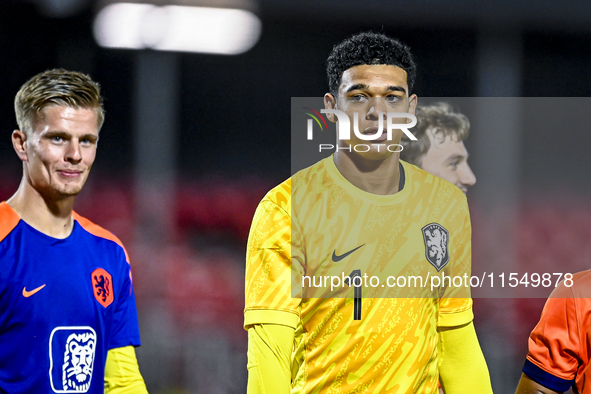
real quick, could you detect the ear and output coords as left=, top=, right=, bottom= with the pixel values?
left=323, top=93, right=338, bottom=123
left=408, top=94, right=418, bottom=117
left=12, top=130, right=28, bottom=162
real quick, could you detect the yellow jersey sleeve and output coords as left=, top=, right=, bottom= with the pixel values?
left=438, top=322, right=493, bottom=393
left=104, top=346, right=148, bottom=394
left=247, top=324, right=294, bottom=394
left=245, top=180, right=301, bottom=329
left=438, top=190, right=473, bottom=327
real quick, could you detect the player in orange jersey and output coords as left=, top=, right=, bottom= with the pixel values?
left=515, top=271, right=590, bottom=393
left=244, top=32, right=492, bottom=393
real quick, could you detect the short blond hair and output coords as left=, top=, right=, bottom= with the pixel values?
left=401, top=102, right=470, bottom=166
left=14, top=69, right=104, bottom=135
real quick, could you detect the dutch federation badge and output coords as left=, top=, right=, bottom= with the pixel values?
left=422, top=223, right=450, bottom=271
left=91, top=268, right=114, bottom=308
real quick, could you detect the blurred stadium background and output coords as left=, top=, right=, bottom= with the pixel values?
left=3, top=0, right=591, bottom=392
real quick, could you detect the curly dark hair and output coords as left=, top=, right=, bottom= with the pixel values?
left=326, top=32, right=416, bottom=95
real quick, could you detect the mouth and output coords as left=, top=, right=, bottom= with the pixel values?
left=57, top=170, right=84, bottom=179
left=363, top=126, right=387, bottom=142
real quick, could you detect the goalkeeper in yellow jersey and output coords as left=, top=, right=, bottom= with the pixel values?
left=244, top=32, right=493, bottom=394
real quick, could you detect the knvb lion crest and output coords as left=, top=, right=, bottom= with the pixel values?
left=91, top=268, right=114, bottom=308
left=422, top=223, right=450, bottom=271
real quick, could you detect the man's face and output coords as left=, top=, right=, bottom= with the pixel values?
left=16, top=105, right=99, bottom=199
left=324, top=64, right=417, bottom=161
left=419, top=127, right=476, bottom=193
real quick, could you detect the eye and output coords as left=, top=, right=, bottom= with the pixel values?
left=449, top=161, right=460, bottom=170
left=385, top=95, right=402, bottom=103
left=80, top=137, right=97, bottom=146
left=51, top=136, right=63, bottom=143
left=349, top=94, right=368, bottom=103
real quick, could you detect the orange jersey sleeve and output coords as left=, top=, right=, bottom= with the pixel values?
left=524, top=270, right=591, bottom=392
left=0, top=202, right=21, bottom=243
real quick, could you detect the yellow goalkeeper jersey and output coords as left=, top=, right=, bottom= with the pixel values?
left=244, top=156, right=473, bottom=394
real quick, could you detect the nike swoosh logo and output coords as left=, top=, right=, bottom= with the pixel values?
left=332, top=244, right=365, bottom=262
left=22, top=284, right=46, bottom=298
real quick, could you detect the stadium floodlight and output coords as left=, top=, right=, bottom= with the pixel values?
left=93, top=2, right=262, bottom=54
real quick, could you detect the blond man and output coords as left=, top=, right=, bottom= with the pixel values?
left=0, top=69, right=148, bottom=393
left=401, top=102, right=476, bottom=193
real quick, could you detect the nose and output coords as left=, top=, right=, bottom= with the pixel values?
left=459, top=162, right=477, bottom=188
left=65, top=140, right=82, bottom=164
left=366, top=98, right=388, bottom=121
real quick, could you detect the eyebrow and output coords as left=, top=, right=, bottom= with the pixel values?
left=80, top=134, right=99, bottom=143
left=344, top=84, right=408, bottom=94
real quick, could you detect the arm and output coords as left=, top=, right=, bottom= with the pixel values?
left=438, top=322, right=493, bottom=394
left=516, top=279, right=580, bottom=393
left=104, top=346, right=148, bottom=394
left=244, top=184, right=302, bottom=393
left=515, top=373, right=561, bottom=394
left=438, top=194, right=490, bottom=393
left=247, top=324, right=295, bottom=394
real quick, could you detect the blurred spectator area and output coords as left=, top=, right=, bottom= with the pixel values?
left=470, top=192, right=591, bottom=285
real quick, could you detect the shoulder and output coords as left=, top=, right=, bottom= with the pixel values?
left=535, top=270, right=591, bottom=334
left=546, top=269, right=591, bottom=300
left=249, top=161, right=331, bottom=237
left=73, top=211, right=130, bottom=263
left=400, top=161, right=469, bottom=229
left=260, top=178, right=291, bottom=212
left=568, top=269, right=591, bottom=298
left=249, top=178, right=292, bottom=233
left=0, top=202, right=21, bottom=244
left=290, top=157, right=333, bottom=200
left=262, top=159, right=330, bottom=213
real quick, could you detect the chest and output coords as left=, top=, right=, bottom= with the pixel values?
left=297, top=203, right=454, bottom=283
left=0, top=233, right=122, bottom=329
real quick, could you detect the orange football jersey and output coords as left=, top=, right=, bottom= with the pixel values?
left=525, top=270, right=591, bottom=393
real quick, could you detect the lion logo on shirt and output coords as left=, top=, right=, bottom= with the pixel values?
left=94, top=274, right=110, bottom=302
left=62, top=332, right=96, bottom=392
left=49, top=326, right=97, bottom=393
left=422, top=223, right=450, bottom=271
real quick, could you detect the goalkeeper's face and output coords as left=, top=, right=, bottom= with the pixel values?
left=324, top=64, right=417, bottom=162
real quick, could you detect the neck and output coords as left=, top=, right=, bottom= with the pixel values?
left=333, top=151, right=401, bottom=195
left=7, top=177, right=75, bottom=239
